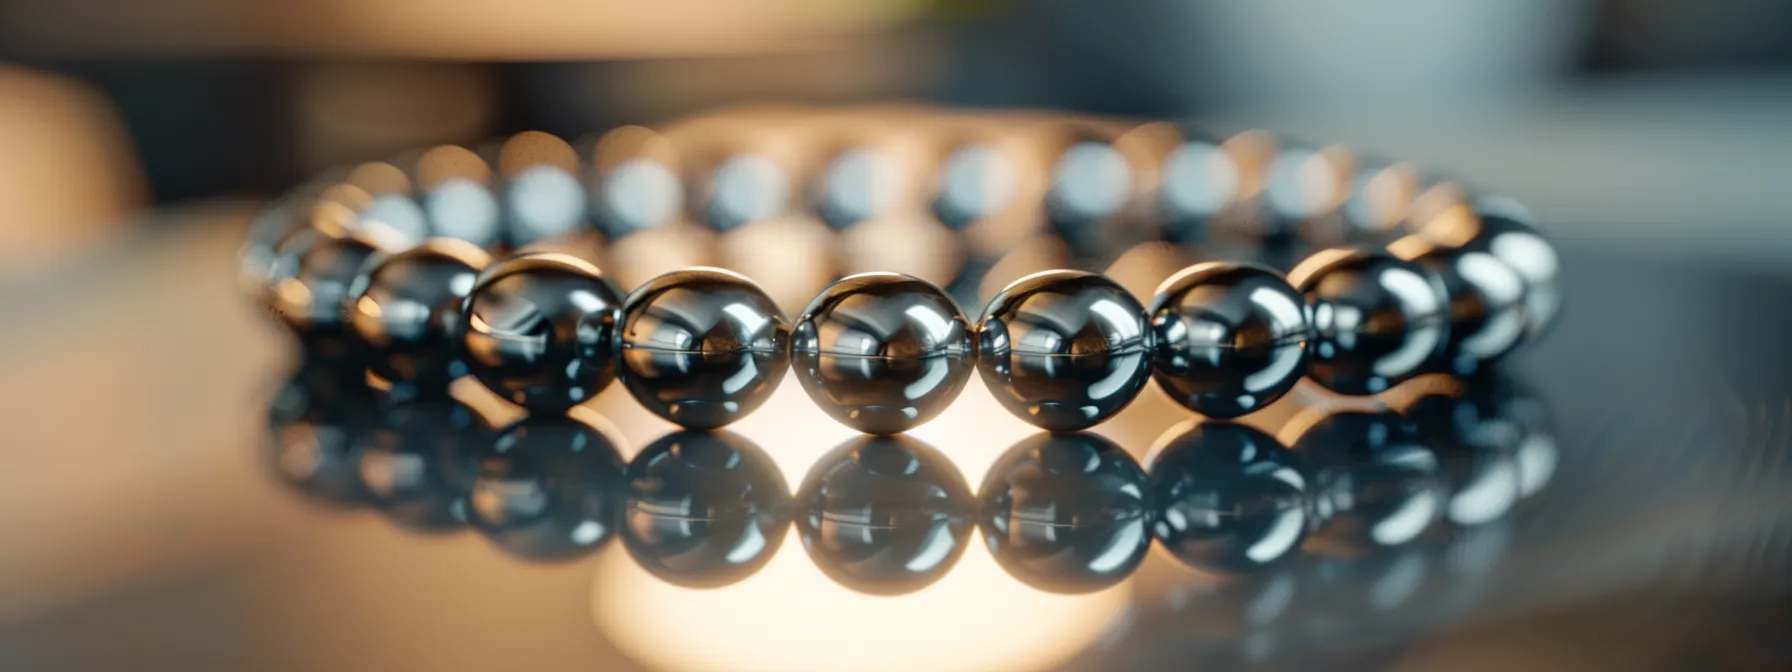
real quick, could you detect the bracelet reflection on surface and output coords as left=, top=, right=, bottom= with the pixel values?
left=265, top=353, right=1555, bottom=670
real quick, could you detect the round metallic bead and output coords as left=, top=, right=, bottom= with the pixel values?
left=346, top=239, right=494, bottom=395
left=1391, top=236, right=1527, bottom=375
left=1147, top=262, right=1311, bottom=419
left=1416, top=198, right=1560, bottom=337
left=792, top=272, right=974, bottom=435
left=459, top=253, right=624, bottom=414
left=263, top=226, right=386, bottom=352
left=979, top=432, right=1151, bottom=593
left=620, top=268, right=792, bottom=430
left=977, top=270, right=1150, bottom=431
left=1290, top=248, right=1448, bottom=395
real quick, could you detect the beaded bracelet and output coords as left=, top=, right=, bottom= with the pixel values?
left=246, top=109, right=1561, bottom=435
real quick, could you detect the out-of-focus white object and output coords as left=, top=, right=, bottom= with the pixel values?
left=1171, top=0, right=1591, bottom=107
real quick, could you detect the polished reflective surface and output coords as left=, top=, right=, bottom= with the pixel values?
left=1148, top=262, right=1312, bottom=417
left=355, top=399, right=486, bottom=532
left=1394, top=235, right=1528, bottom=375
left=1296, top=410, right=1447, bottom=553
left=977, top=270, right=1150, bottom=430
left=620, top=268, right=791, bottom=429
left=796, top=436, right=974, bottom=595
left=623, top=431, right=790, bottom=587
left=263, top=227, right=384, bottom=352
left=792, top=273, right=974, bottom=434
left=461, top=253, right=624, bottom=413
left=346, top=239, right=493, bottom=395
left=1148, top=421, right=1308, bottom=573
left=980, top=433, right=1151, bottom=593
left=1421, top=203, right=1563, bottom=338
left=1292, top=249, right=1449, bottom=395
left=464, top=413, right=625, bottom=561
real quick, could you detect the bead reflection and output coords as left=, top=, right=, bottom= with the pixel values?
left=1296, top=411, right=1445, bottom=554
left=463, top=413, right=624, bottom=561
left=1148, top=421, right=1308, bottom=574
left=266, top=360, right=377, bottom=506
left=797, top=435, right=974, bottom=595
left=624, top=430, right=791, bottom=588
left=356, top=399, right=485, bottom=532
left=980, top=433, right=1151, bottom=593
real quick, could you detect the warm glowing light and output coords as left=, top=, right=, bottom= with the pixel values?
left=592, top=530, right=1130, bottom=672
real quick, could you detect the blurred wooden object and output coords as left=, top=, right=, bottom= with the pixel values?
left=0, top=0, right=934, bottom=59
left=0, top=65, right=146, bottom=275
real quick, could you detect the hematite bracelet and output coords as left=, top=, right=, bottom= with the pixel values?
left=244, top=107, right=1561, bottom=434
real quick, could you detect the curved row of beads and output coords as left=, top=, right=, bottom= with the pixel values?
left=327, top=231, right=1550, bottom=434
left=242, top=111, right=1543, bottom=312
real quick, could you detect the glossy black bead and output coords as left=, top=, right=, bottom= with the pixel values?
left=621, top=269, right=791, bottom=430
left=265, top=359, right=378, bottom=506
left=1394, top=237, right=1527, bottom=375
left=792, top=273, right=974, bottom=435
left=263, top=227, right=385, bottom=354
left=460, top=253, right=623, bottom=413
left=1295, top=411, right=1445, bottom=553
left=1148, top=262, right=1311, bottom=418
left=980, top=433, right=1151, bottom=593
left=1421, top=201, right=1561, bottom=338
left=977, top=270, right=1150, bottom=430
left=623, top=430, right=791, bottom=588
left=356, top=399, right=486, bottom=532
left=796, top=435, right=973, bottom=595
left=1147, top=421, right=1308, bottom=574
left=462, top=413, right=624, bottom=561
left=347, top=239, right=493, bottom=396
left=1291, top=249, right=1448, bottom=395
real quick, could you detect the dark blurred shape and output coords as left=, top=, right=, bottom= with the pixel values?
left=262, top=225, right=390, bottom=359
left=623, top=430, right=791, bottom=588
left=1296, top=410, right=1446, bottom=555
left=346, top=239, right=493, bottom=399
left=462, top=412, right=625, bottom=561
left=356, top=399, right=486, bottom=533
left=796, top=435, right=974, bottom=595
left=265, top=359, right=379, bottom=506
left=979, top=432, right=1151, bottom=593
left=1148, top=421, right=1309, bottom=574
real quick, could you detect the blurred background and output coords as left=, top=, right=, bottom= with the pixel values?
left=1, top=0, right=1789, bottom=274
